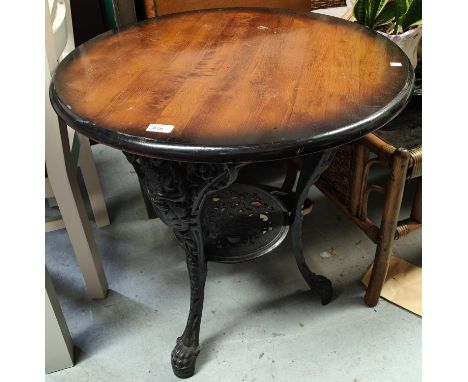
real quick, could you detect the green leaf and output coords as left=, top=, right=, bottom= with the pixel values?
left=408, top=19, right=422, bottom=28
left=374, top=2, right=396, bottom=28
left=401, top=0, right=422, bottom=32
left=394, top=0, right=409, bottom=19
left=375, top=0, right=390, bottom=19
left=369, top=0, right=388, bottom=27
left=354, top=0, right=369, bottom=27
left=393, top=0, right=408, bottom=32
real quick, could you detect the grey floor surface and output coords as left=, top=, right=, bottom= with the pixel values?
left=45, top=144, right=421, bottom=382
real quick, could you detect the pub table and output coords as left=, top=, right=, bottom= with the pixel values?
left=50, top=8, right=414, bottom=378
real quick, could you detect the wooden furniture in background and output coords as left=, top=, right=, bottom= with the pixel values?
left=46, top=0, right=108, bottom=298
left=46, top=0, right=109, bottom=232
left=142, top=0, right=346, bottom=17
left=142, top=0, right=156, bottom=17
left=310, top=0, right=346, bottom=10
left=316, top=64, right=422, bottom=307
left=45, top=267, right=74, bottom=373
left=46, top=0, right=110, bottom=231
left=152, top=0, right=309, bottom=16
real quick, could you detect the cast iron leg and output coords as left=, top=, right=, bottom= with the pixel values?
left=124, top=153, right=240, bottom=378
left=291, top=151, right=335, bottom=305
left=171, top=226, right=207, bottom=378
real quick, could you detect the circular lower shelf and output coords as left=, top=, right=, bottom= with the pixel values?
left=202, top=184, right=289, bottom=263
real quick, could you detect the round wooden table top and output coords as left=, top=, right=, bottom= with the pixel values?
left=50, top=8, right=414, bottom=162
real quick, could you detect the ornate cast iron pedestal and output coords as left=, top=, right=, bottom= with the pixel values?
left=125, top=150, right=334, bottom=379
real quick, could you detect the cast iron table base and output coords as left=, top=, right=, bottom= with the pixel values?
left=125, top=150, right=334, bottom=378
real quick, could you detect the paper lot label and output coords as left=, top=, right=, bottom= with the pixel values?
left=146, top=124, right=174, bottom=133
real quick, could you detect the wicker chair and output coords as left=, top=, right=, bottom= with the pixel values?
left=316, top=63, right=422, bottom=307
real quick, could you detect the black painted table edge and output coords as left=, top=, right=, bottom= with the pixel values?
left=49, top=78, right=413, bottom=163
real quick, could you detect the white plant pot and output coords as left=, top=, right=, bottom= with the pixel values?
left=379, top=26, right=422, bottom=68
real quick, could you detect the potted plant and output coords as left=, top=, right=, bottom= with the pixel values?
left=352, top=0, right=422, bottom=67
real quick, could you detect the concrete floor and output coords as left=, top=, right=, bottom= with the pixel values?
left=45, top=144, right=421, bottom=382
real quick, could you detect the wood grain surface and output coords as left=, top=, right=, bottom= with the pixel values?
left=50, top=8, right=414, bottom=162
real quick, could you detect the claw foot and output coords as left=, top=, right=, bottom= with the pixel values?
left=315, top=275, right=333, bottom=305
left=171, top=337, right=200, bottom=378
